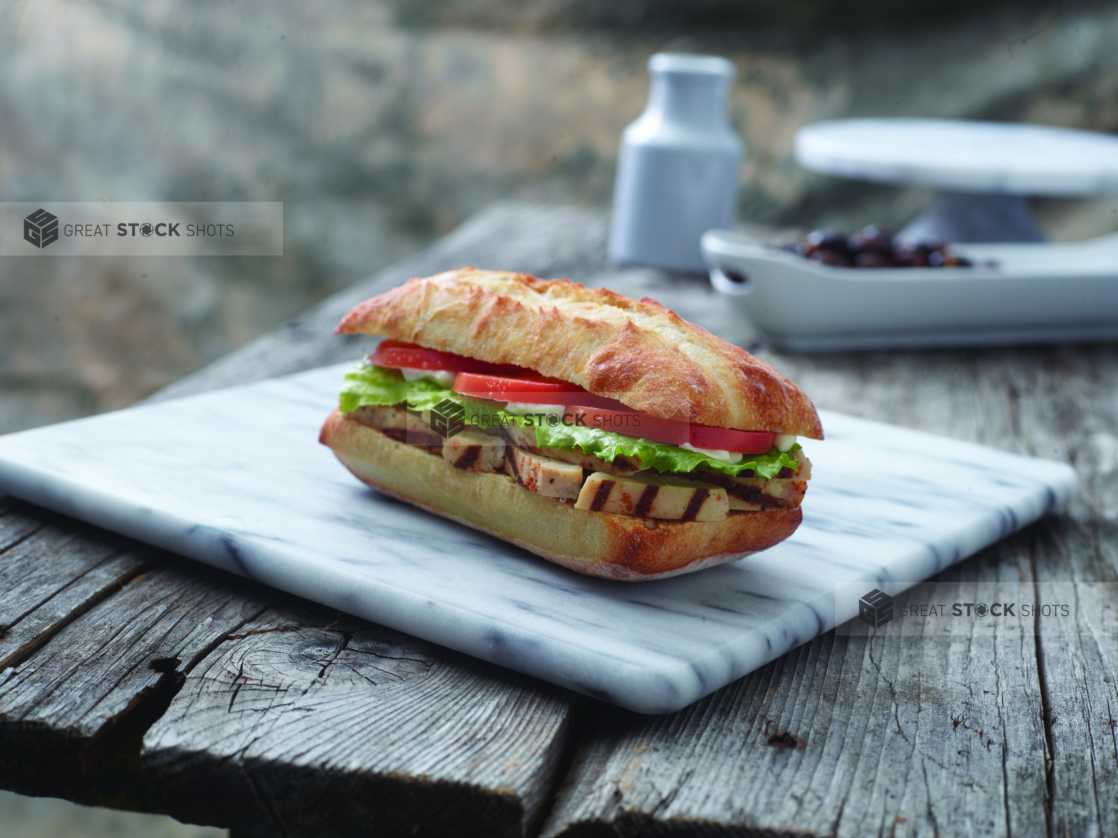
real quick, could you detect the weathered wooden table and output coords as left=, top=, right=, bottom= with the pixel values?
left=1, top=203, right=1115, bottom=838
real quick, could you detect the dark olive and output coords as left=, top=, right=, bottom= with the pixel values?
left=806, top=229, right=852, bottom=256
left=809, top=249, right=851, bottom=267
left=892, top=238, right=931, bottom=267
left=853, top=225, right=893, bottom=255
left=855, top=250, right=892, bottom=268
left=891, top=247, right=918, bottom=267
left=774, top=228, right=968, bottom=270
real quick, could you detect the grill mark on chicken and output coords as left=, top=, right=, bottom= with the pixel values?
left=684, top=471, right=802, bottom=510
left=693, top=472, right=747, bottom=498
left=612, top=455, right=639, bottom=472
left=726, top=483, right=781, bottom=510
left=453, top=446, right=480, bottom=470
left=381, top=428, right=409, bottom=444
left=382, top=428, right=442, bottom=448
left=356, top=407, right=443, bottom=449
left=504, top=446, right=525, bottom=488
left=527, top=443, right=643, bottom=477
left=633, top=484, right=660, bottom=518
left=576, top=471, right=729, bottom=521
left=733, top=465, right=796, bottom=480
left=589, top=479, right=615, bottom=512
left=680, top=488, right=711, bottom=522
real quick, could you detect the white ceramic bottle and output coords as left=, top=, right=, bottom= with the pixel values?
left=609, top=53, right=743, bottom=273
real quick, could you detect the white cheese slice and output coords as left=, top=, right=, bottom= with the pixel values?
left=399, top=367, right=456, bottom=387
left=774, top=433, right=797, bottom=452
left=503, top=402, right=562, bottom=415
left=679, top=442, right=744, bottom=464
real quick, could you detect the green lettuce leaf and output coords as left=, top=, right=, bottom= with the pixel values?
left=338, top=365, right=450, bottom=414
left=338, top=364, right=802, bottom=478
left=526, top=421, right=800, bottom=479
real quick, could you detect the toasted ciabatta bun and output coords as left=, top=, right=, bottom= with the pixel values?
left=320, top=410, right=803, bottom=581
left=336, top=268, right=823, bottom=438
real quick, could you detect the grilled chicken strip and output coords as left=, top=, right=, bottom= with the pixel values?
left=576, top=471, right=729, bottom=522
left=349, top=404, right=443, bottom=449
left=443, top=429, right=505, bottom=472
left=685, top=472, right=806, bottom=511
left=503, top=446, right=584, bottom=499
left=684, top=453, right=812, bottom=511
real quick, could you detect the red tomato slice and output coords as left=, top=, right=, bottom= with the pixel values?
left=370, top=341, right=523, bottom=375
left=566, top=406, right=687, bottom=446
left=453, top=371, right=583, bottom=404
left=688, top=425, right=775, bottom=455
left=453, top=371, right=778, bottom=454
left=568, top=406, right=775, bottom=454
left=453, top=372, right=634, bottom=410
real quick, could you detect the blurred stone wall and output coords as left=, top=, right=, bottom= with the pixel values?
left=2, top=0, right=1117, bottom=433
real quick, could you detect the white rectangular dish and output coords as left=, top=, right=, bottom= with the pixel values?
left=702, top=230, right=1118, bottom=351
left=0, top=364, right=1076, bottom=713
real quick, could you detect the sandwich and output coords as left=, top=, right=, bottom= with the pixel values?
left=319, top=268, right=823, bottom=580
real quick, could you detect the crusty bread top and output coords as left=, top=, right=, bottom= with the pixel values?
left=336, top=269, right=823, bottom=438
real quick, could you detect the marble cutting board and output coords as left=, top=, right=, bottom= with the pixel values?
left=0, top=364, right=1077, bottom=714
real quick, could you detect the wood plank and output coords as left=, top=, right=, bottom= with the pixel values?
left=0, top=495, right=50, bottom=552
left=0, top=509, right=147, bottom=672
left=142, top=603, right=576, bottom=838
left=1031, top=517, right=1118, bottom=838
left=0, top=542, right=272, bottom=807
left=992, top=341, right=1118, bottom=838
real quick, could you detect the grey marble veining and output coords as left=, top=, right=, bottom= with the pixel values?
left=0, top=364, right=1077, bottom=713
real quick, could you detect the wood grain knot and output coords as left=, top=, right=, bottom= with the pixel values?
left=764, top=722, right=806, bottom=751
